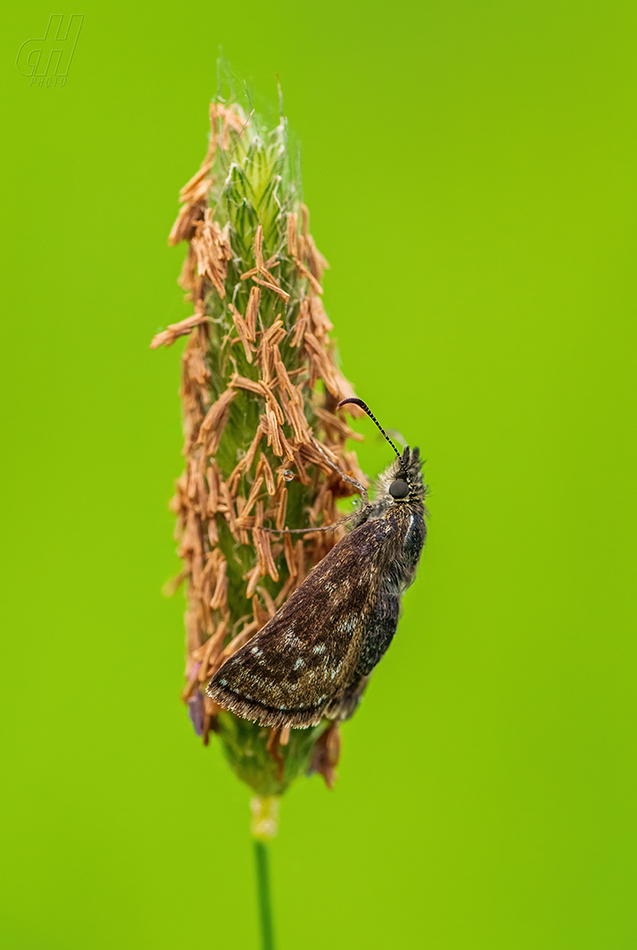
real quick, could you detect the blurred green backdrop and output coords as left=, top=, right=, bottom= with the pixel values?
left=2, top=2, right=636, bottom=948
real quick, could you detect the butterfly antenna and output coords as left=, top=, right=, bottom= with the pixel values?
left=337, top=397, right=402, bottom=460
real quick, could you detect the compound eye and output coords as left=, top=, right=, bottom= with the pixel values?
left=389, top=479, right=409, bottom=499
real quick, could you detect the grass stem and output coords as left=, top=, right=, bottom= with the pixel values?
left=253, top=838, right=275, bottom=950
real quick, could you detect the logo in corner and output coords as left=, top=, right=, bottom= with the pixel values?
left=16, top=15, right=84, bottom=86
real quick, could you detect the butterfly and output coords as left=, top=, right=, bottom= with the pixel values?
left=206, top=398, right=428, bottom=728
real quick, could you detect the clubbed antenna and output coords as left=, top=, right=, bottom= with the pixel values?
left=338, top=397, right=402, bottom=460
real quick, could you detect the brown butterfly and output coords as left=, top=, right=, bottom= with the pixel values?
left=206, top=398, right=428, bottom=728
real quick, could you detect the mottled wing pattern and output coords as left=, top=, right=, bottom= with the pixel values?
left=206, top=516, right=394, bottom=728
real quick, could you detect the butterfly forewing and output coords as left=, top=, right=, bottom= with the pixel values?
left=207, top=517, right=392, bottom=727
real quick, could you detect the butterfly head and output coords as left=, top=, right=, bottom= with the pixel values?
left=337, top=398, right=426, bottom=506
left=385, top=445, right=425, bottom=504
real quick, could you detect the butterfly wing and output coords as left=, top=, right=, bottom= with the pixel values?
left=206, top=517, right=390, bottom=728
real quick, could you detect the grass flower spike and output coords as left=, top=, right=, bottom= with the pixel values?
left=153, top=89, right=366, bottom=802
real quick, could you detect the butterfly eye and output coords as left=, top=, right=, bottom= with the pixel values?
left=389, top=479, right=409, bottom=499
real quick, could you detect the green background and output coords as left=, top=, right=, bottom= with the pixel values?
left=2, top=2, right=636, bottom=947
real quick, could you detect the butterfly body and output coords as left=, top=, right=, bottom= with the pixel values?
left=206, top=443, right=427, bottom=729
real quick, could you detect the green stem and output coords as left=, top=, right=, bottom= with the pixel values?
left=253, top=839, right=275, bottom=950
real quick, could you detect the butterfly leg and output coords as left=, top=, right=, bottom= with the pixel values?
left=311, top=439, right=369, bottom=506
left=262, top=507, right=366, bottom=536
